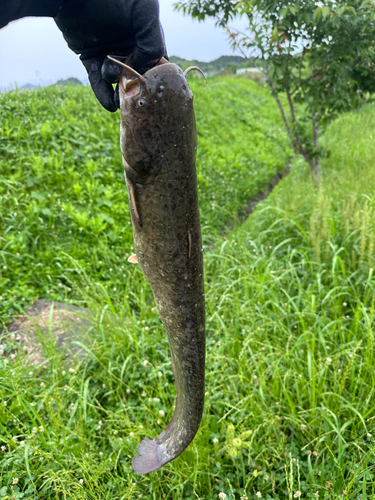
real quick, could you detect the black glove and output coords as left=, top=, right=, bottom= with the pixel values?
left=55, top=0, right=167, bottom=112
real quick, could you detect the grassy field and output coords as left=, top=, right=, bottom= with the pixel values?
left=1, top=80, right=375, bottom=499
left=0, top=77, right=290, bottom=325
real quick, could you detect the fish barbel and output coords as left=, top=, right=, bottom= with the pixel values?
left=113, top=57, right=206, bottom=474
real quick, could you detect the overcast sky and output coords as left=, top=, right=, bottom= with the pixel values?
left=0, top=0, right=249, bottom=90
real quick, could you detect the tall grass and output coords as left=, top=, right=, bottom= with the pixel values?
left=0, top=78, right=290, bottom=324
left=0, top=91, right=375, bottom=499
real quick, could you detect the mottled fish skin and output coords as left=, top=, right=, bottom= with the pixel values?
left=119, top=63, right=205, bottom=474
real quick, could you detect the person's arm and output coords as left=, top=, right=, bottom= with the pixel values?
left=0, top=0, right=62, bottom=28
left=0, top=0, right=167, bottom=112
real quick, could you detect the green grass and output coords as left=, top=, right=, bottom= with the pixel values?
left=1, top=83, right=375, bottom=499
left=0, top=77, right=290, bottom=324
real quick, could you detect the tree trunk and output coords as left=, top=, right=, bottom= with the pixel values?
left=309, top=158, right=321, bottom=186
left=311, top=120, right=321, bottom=185
left=272, top=90, right=322, bottom=186
left=302, top=152, right=321, bottom=186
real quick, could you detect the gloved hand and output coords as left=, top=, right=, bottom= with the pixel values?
left=54, top=0, right=167, bottom=112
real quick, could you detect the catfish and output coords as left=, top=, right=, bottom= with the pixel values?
left=109, top=56, right=206, bottom=474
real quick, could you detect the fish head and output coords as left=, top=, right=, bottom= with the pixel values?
left=119, top=62, right=196, bottom=180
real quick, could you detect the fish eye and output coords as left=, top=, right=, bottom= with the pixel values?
left=137, top=98, right=146, bottom=108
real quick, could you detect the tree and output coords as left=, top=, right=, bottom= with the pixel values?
left=176, top=0, right=375, bottom=183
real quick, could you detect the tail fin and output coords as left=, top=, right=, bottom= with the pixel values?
left=132, top=438, right=168, bottom=474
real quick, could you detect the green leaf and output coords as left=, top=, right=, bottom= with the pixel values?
left=30, top=192, right=46, bottom=203
left=322, top=6, right=331, bottom=19
left=99, top=213, right=115, bottom=225
left=41, top=208, right=53, bottom=216
left=314, top=7, right=322, bottom=21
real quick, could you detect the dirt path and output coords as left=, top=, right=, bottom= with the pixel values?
left=1, top=299, right=91, bottom=364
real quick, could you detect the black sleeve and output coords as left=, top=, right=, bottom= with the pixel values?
left=0, top=0, right=63, bottom=29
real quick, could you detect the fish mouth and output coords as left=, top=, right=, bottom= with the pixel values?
left=121, top=78, right=141, bottom=98
left=115, top=56, right=170, bottom=99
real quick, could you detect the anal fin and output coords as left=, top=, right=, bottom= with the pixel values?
left=128, top=253, right=138, bottom=264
